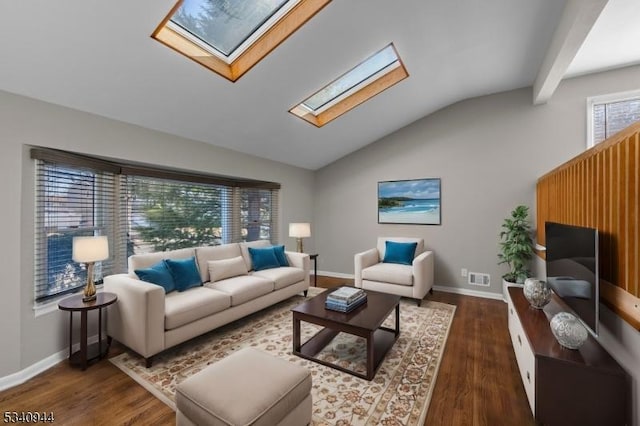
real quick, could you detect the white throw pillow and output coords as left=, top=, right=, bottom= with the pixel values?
left=208, top=256, right=248, bottom=282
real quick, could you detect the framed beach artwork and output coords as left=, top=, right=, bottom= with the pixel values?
left=378, top=178, right=441, bottom=225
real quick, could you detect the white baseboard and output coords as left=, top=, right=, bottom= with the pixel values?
left=433, top=285, right=504, bottom=301
left=317, top=270, right=503, bottom=301
left=0, top=334, right=101, bottom=392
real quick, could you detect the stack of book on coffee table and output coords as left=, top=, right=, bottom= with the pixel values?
left=325, top=287, right=367, bottom=312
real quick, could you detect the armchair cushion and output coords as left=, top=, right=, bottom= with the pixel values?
left=362, top=263, right=414, bottom=286
left=382, top=241, right=417, bottom=265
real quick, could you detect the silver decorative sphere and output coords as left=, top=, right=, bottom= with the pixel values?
left=550, top=312, right=588, bottom=350
left=523, top=278, right=551, bottom=309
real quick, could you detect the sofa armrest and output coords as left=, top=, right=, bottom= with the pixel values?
left=285, top=251, right=310, bottom=287
left=412, top=251, right=434, bottom=298
left=104, top=274, right=165, bottom=358
left=354, top=248, right=380, bottom=288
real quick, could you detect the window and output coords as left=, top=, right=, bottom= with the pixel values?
left=32, top=149, right=280, bottom=304
left=290, top=43, right=409, bottom=127
left=125, top=176, right=279, bottom=254
left=588, top=90, right=640, bottom=147
left=34, top=161, right=123, bottom=302
left=152, top=0, right=330, bottom=82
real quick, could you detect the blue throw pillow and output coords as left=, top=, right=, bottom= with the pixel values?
left=135, top=261, right=176, bottom=293
left=272, top=245, right=289, bottom=267
left=383, top=241, right=418, bottom=265
left=249, top=247, right=281, bottom=271
left=164, top=257, right=202, bottom=292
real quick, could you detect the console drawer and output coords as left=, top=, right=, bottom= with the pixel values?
left=508, top=298, right=536, bottom=414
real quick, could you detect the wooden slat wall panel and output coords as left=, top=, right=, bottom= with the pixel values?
left=537, top=121, right=640, bottom=330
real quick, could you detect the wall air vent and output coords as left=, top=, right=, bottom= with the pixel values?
left=469, top=272, right=490, bottom=286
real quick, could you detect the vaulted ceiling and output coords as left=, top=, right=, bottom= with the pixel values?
left=1, top=0, right=638, bottom=170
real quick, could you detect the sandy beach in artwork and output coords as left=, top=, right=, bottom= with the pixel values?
left=379, top=208, right=440, bottom=224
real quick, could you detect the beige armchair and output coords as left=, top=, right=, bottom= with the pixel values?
left=354, top=237, right=434, bottom=306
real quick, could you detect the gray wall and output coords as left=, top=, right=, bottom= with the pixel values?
left=315, top=64, right=640, bottom=424
left=0, top=89, right=315, bottom=377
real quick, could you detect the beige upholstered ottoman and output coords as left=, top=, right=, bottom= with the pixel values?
left=176, top=347, right=312, bottom=426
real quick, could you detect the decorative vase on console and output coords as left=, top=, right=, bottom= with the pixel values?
left=523, top=277, right=552, bottom=309
left=550, top=312, right=588, bottom=349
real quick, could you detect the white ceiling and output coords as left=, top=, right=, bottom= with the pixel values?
left=566, top=0, right=640, bottom=77
left=0, top=0, right=636, bottom=170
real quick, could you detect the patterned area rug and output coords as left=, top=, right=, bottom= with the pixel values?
left=110, top=287, right=455, bottom=425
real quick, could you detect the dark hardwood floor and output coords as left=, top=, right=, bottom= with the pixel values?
left=0, top=276, right=534, bottom=425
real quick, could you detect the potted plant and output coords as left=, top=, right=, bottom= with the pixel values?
left=498, top=205, right=535, bottom=301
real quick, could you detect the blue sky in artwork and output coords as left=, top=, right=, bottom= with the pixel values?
left=379, top=179, right=440, bottom=200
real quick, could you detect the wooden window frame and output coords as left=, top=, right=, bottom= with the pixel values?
left=289, top=45, right=409, bottom=127
left=152, top=0, right=331, bottom=82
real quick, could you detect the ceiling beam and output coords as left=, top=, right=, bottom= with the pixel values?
left=532, top=0, right=609, bottom=105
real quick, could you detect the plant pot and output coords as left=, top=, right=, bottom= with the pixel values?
left=523, top=277, right=552, bottom=309
left=502, top=278, right=523, bottom=303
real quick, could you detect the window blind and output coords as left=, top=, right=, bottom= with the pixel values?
left=34, top=160, right=126, bottom=302
left=593, top=98, right=640, bottom=144
left=126, top=175, right=235, bottom=254
left=32, top=147, right=280, bottom=303
left=241, top=188, right=279, bottom=243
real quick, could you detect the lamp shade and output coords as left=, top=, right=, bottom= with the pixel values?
left=72, top=236, right=109, bottom=263
left=289, top=223, right=311, bottom=238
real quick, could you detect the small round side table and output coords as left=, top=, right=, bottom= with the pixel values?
left=58, top=292, right=117, bottom=370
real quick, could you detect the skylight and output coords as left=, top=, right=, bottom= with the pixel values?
left=153, top=0, right=330, bottom=82
left=290, top=43, right=408, bottom=127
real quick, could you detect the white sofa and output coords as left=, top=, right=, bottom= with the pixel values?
left=104, top=240, right=310, bottom=367
left=354, top=237, right=434, bottom=306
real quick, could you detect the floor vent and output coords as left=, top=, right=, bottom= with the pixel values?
left=469, top=272, right=490, bottom=286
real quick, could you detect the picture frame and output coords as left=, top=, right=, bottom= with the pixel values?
left=378, top=178, right=441, bottom=225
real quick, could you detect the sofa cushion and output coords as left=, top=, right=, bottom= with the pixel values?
left=362, top=262, right=414, bottom=286
left=252, top=267, right=305, bottom=290
left=208, top=256, right=248, bottom=282
left=165, top=287, right=231, bottom=330
left=383, top=241, right=417, bottom=265
left=134, top=260, right=176, bottom=293
left=248, top=247, right=281, bottom=271
left=195, top=244, right=242, bottom=283
left=273, top=245, right=289, bottom=267
left=240, top=240, right=271, bottom=270
left=206, top=275, right=274, bottom=306
left=128, top=247, right=195, bottom=273
left=165, top=257, right=202, bottom=292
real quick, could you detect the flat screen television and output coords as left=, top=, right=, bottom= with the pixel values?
left=545, top=221, right=599, bottom=336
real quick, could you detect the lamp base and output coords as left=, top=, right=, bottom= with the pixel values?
left=296, top=238, right=304, bottom=253
left=83, top=262, right=97, bottom=303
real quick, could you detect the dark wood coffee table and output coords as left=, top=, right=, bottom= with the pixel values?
left=291, top=289, right=400, bottom=380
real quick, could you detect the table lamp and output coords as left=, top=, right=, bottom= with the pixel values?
left=289, top=223, right=311, bottom=253
left=72, top=236, right=109, bottom=302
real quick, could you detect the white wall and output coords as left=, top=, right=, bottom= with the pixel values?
left=0, top=89, right=315, bottom=378
left=314, top=64, right=640, bottom=424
